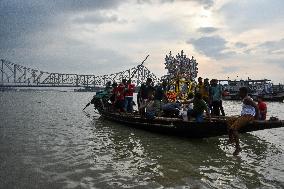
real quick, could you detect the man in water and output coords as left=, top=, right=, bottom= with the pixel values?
left=227, top=87, right=259, bottom=155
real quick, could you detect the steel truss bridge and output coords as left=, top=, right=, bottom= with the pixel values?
left=0, top=59, right=158, bottom=88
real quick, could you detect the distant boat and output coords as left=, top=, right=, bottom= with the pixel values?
left=221, top=79, right=284, bottom=102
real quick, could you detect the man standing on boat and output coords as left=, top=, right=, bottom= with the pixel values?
left=124, top=79, right=135, bottom=113
left=153, top=81, right=168, bottom=116
left=138, top=78, right=155, bottom=116
left=210, top=79, right=225, bottom=116
left=196, top=77, right=205, bottom=96
left=114, top=79, right=127, bottom=112
left=227, top=87, right=259, bottom=155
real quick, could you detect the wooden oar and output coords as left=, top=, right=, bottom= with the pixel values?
left=83, top=102, right=91, bottom=110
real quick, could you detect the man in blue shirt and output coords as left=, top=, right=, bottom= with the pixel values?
left=210, top=79, right=225, bottom=116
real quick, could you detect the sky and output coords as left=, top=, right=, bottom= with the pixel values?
left=1, top=0, right=284, bottom=83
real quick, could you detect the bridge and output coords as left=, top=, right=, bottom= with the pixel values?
left=0, top=59, right=159, bottom=88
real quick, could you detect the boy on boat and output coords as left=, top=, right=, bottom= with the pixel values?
left=257, top=96, right=267, bottom=120
left=227, top=87, right=259, bottom=155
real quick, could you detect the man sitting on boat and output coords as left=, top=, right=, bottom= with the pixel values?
left=162, top=101, right=182, bottom=117
left=186, top=92, right=211, bottom=122
left=138, top=94, right=156, bottom=119
left=153, top=81, right=168, bottom=116
left=227, top=87, right=260, bottom=156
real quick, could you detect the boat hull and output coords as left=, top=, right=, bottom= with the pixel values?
left=99, top=111, right=284, bottom=138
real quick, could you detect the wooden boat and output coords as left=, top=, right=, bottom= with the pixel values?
left=91, top=51, right=284, bottom=138
left=95, top=106, right=284, bottom=138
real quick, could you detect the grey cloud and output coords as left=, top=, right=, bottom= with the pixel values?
left=195, top=0, right=214, bottom=9
left=244, top=49, right=252, bottom=54
left=235, top=42, right=247, bottom=48
left=220, top=0, right=284, bottom=32
left=264, top=58, right=284, bottom=69
left=0, top=0, right=124, bottom=50
left=2, top=39, right=133, bottom=75
left=258, top=39, right=284, bottom=53
left=73, top=13, right=120, bottom=25
left=188, top=35, right=234, bottom=59
left=55, top=0, right=122, bottom=12
left=178, top=0, right=214, bottom=9
left=136, top=0, right=214, bottom=8
left=221, top=66, right=240, bottom=74
left=241, top=45, right=284, bottom=70
left=137, top=0, right=152, bottom=4
left=0, top=0, right=55, bottom=48
left=197, top=27, right=218, bottom=34
left=112, top=19, right=184, bottom=42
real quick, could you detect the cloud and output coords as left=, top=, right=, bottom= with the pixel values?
left=194, top=0, right=214, bottom=9
left=197, top=27, right=218, bottom=34
left=258, top=38, right=284, bottom=54
left=0, top=0, right=283, bottom=83
left=235, top=42, right=247, bottom=48
left=55, top=0, right=122, bottom=12
left=263, top=58, right=284, bottom=68
left=112, top=19, right=185, bottom=42
left=221, top=66, right=240, bottom=74
left=72, top=12, right=122, bottom=25
left=135, top=0, right=214, bottom=8
left=220, top=0, right=284, bottom=32
left=0, top=0, right=124, bottom=50
left=188, top=35, right=235, bottom=59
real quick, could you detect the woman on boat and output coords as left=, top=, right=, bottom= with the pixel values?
left=227, top=87, right=259, bottom=156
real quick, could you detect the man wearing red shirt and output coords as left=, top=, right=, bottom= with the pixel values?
left=125, top=79, right=135, bottom=113
left=257, top=96, right=267, bottom=120
left=114, top=79, right=127, bottom=112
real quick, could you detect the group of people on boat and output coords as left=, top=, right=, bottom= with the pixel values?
left=95, top=76, right=228, bottom=122
left=95, top=76, right=267, bottom=123
left=136, top=76, right=230, bottom=122
left=89, top=75, right=268, bottom=155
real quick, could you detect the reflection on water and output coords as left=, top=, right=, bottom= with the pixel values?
left=0, top=92, right=283, bottom=188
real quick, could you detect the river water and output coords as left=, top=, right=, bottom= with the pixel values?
left=0, top=91, right=283, bottom=189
